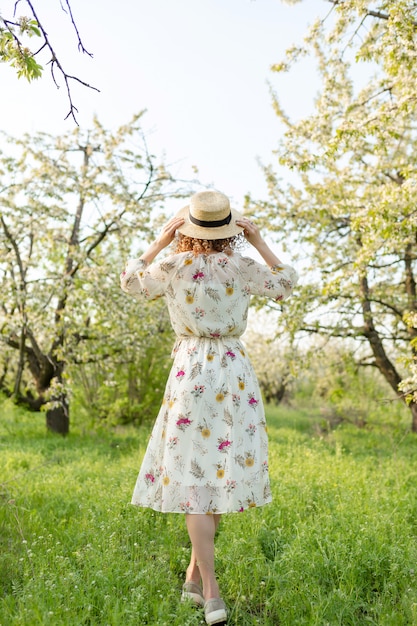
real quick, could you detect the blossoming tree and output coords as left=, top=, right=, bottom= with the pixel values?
left=260, top=0, right=417, bottom=430
left=0, top=114, right=179, bottom=434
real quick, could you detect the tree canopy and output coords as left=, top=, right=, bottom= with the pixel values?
left=260, top=0, right=417, bottom=429
left=0, top=114, right=181, bottom=433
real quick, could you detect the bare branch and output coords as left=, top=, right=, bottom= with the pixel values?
left=0, top=216, right=27, bottom=284
left=59, top=0, right=93, bottom=56
left=9, top=0, right=101, bottom=124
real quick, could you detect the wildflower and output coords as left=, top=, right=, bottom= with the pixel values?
left=225, top=350, right=236, bottom=359
left=248, top=395, right=258, bottom=407
left=218, top=439, right=232, bottom=451
left=245, top=457, right=255, bottom=467
left=216, top=469, right=225, bottom=479
left=176, top=417, right=192, bottom=428
left=162, top=476, right=170, bottom=486
left=180, top=501, right=193, bottom=513
left=176, top=370, right=185, bottom=378
left=232, top=394, right=241, bottom=406
left=192, top=307, right=205, bottom=319
left=191, top=384, right=205, bottom=397
left=201, top=428, right=211, bottom=438
left=246, top=423, right=256, bottom=437
left=216, top=393, right=225, bottom=402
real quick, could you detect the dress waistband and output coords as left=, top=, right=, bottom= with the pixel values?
left=171, top=335, right=243, bottom=358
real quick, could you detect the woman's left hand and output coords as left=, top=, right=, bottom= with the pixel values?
left=235, top=218, right=264, bottom=248
left=139, top=216, right=185, bottom=265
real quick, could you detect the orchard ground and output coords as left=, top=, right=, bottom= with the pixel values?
left=1, top=395, right=417, bottom=626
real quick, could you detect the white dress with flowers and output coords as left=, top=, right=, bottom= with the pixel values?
left=120, top=251, right=297, bottom=514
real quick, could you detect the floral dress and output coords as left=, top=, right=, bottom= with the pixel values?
left=120, top=251, right=298, bottom=514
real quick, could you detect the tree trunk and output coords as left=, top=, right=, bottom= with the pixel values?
left=46, top=392, right=69, bottom=435
left=410, top=401, right=417, bottom=434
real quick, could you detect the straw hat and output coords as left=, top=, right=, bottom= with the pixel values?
left=176, top=190, right=244, bottom=240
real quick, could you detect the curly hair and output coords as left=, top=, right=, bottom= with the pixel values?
left=173, top=233, right=246, bottom=256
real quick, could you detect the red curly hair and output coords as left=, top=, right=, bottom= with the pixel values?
left=173, top=233, right=245, bottom=256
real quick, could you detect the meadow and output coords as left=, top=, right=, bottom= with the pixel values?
left=1, top=396, right=417, bottom=625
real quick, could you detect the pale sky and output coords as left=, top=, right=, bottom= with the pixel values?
left=1, top=0, right=324, bottom=207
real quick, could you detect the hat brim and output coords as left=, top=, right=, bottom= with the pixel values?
left=175, top=205, right=245, bottom=240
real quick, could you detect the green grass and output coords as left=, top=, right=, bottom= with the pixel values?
left=1, top=397, right=417, bottom=625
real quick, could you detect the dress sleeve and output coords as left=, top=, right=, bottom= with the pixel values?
left=239, top=256, right=298, bottom=301
left=120, top=256, right=178, bottom=300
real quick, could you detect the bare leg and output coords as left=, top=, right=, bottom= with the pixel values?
left=185, top=545, right=201, bottom=585
left=185, top=513, right=222, bottom=600
left=185, top=514, right=222, bottom=585
left=213, top=513, right=222, bottom=532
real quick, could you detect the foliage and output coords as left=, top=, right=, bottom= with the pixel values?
left=1, top=396, right=417, bottom=625
left=70, top=299, right=175, bottom=428
left=0, top=0, right=98, bottom=122
left=0, top=114, right=181, bottom=433
left=293, top=342, right=409, bottom=431
left=0, top=15, right=42, bottom=80
left=260, top=0, right=417, bottom=429
left=244, top=323, right=298, bottom=405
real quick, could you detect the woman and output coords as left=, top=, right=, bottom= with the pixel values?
left=120, top=190, right=298, bottom=625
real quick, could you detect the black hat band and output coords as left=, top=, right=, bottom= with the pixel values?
left=189, top=212, right=232, bottom=228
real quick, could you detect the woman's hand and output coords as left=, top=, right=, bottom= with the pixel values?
left=140, top=216, right=185, bottom=264
left=155, top=216, right=185, bottom=250
left=236, top=217, right=285, bottom=268
left=235, top=218, right=264, bottom=249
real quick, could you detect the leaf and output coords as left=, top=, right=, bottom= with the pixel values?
left=205, top=286, right=221, bottom=302
left=223, top=407, right=233, bottom=427
left=190, top=458, right=205, bottom=480
left=189, top=362, right=202, bottom=380
left=234, top=454, right=246, bottom=469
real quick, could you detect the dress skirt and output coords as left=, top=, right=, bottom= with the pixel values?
left=131, top=335, right=272, bottom=514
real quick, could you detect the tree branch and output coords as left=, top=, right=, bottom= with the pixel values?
left=326, top=0, right=417, bottom=27
left=8, top=0, right=100, bottom=123
left=0, top=216, right=27, bottom=285
left=60, top=0, right=93, bottom=56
